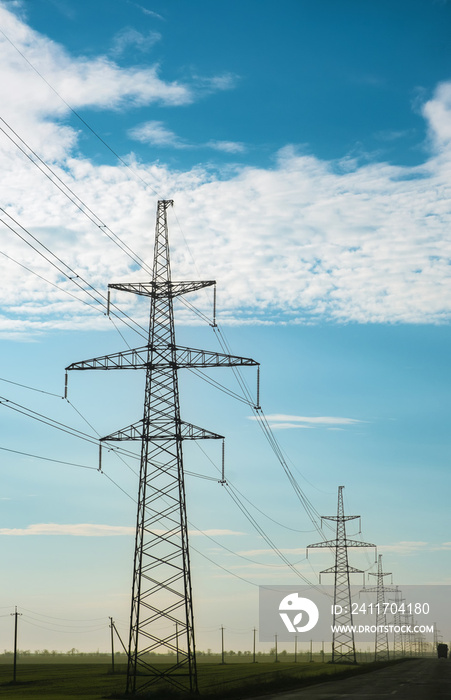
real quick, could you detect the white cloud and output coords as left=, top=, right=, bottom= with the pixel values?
left=250, top=415, right=364, bottom=430
left=374, top=129, right=412, bottom=142
left=129, top=122, right=245, bottom=153
left=128, top=120, right=187, bottom=148
left=193, top=72, right=238, bottom=92
left=128, top=2, right=165, bottom=21
left=0, top=523, right=134, bottom=536
left=0, top=2, right=192, bottom=161
left=0, top=7, right=191, bottom=112
left=0, top=523, right=244, bottom=537
left=422, top=81, right=451, bottom=151
left=206, top=140, right=246, bottom=153
left=2, top=5, right=451, bottom=336
left=110, top=27, right=162, bottom=57
left=378, top=541, right=429, bottom=555
left=193, top=529, right=245, bottom=536
left=3, top=129, right=451, bottom=334
left=238, top=547, right=305, bottom=557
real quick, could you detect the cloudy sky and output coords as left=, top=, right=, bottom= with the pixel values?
left=0, top=0, right=451, bottom=654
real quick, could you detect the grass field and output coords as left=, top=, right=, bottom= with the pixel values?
left=0, top=658, right=410, bottom=699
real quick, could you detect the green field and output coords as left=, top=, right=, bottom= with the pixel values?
left=0, top=658, right=409, bottom=699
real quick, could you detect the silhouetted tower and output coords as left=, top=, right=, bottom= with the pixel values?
left=403, top=612, right=415, bottom=656
left=364, top=554, right=395, bottom=661
left=389, top=587, right=405, bottom=657
left=66, top=200, right=258, bottom=694
left=433, top=625, right=439, bottom=649
left=307, top=485, right=375, bottom=664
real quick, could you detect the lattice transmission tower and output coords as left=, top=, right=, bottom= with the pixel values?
left=66, top=200, right=259, bottom=694
left=389, top=587, right=405, bottom=657
left=307, top=485, right=375, bottom=664
left=363, top=554, right=395, bottom=661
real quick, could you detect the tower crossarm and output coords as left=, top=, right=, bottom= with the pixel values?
left=100, top=419, right=224, bottom=442
left=307, top=539, right=337, bottom=549
left=368, top=569, right=392, bottom=580
left=322, top=515, right=359, bottom=522
left=345, top=539, right=376, bottom=549
left=66, top=346, right=149, bottom=370
left=362, top=585, right=398, bottom=594
left=66, top=344, right=259, bottom=371
left=307, top=538, right=375, bottom=550
left=171, top=344, right=259, bottom=368
left=109, top=280, right=215, bottom=299
left=320, top=565, right=364, bottom=575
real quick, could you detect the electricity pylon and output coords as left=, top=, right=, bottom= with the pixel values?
left=307, top=485, right=375, bottom=664
left=389, top=587, right=405, bottom=657
left=363, top=554, right=395, bottom=661
left=403, top=613, right=415, bottom=656
left=66, top=200, right=259, bottom=694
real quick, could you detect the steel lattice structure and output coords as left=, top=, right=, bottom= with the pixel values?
left=363, top=554, right=396, bottom=661
left=307, top=485, right=375, bottom=664
left=389, top=588, right=405, bottom=657
left=66, top=200, right=258, bottom=694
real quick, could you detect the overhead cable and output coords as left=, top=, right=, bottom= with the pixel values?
left=0, top=116, right=154, bottom=275
left=0, top=27, right=161, bottom=198
left=0, top=209, right=148, bottom=340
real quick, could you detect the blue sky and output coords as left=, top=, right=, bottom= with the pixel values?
left=0, top=0, right=451, bottom=654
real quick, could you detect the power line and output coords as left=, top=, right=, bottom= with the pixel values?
left=188, top=520, right=307, bottom=568
left=1, top=391, right=299, bottom=579
left=2, top=16, right=329, bottom=552
left=0, top=208, right=148, bottom=340
left=0, top=372, right=142, bottom=479
left=0, top=395, right=319, bottom=593
left=231, top=482, right=318, bottom=534
left=211, top=324, right=326, bottom=538
left=0, top=395, right=140, bottom=462
left=0, top=210, right=101, bottom=306
left=22, top=615, right=106, bottom=628
left=100, top=470, right=136, bottom=502
left=0, top=305, right=328, bottom=588
left=0, top=445, right=97, bottom=471
left=224, top=484, right=321, bottom=589
left=19, top=608, right=106, bottom=622
left=98, top=448, right=316, bottom=577
left=0, top=27, right=161, bottom=198
left=0, top=395, right=101, bottom=446
left=0, top=374, right=63, bottom=398
left=0, top=182, right=330, bottom=604
left=3, top=422, right=306, bottom=572
left=0, top=249, right=99, bottom=313
left=21, top=617, right=107, bottom=634
left=191, top=547, right=263, bottom=589
left=0, top=116, right=154, bottom=275
left=194, top=440, right=317, bottom=534
left=188, top=367, right=255, bottom=406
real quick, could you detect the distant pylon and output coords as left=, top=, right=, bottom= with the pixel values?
left=433, top=623, right=439, bottom=650
left=363, top=554, right=396, bottom=661
left=66, top=200, right=259, bottom=694
left=389, top=587, right=405, bottom=657
left=403, top=613, right=415, bottom=656
left=307, top=485, right=375, bottom=664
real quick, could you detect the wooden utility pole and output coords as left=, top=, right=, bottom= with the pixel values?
left=109, top=617, right=115, bottom=674
left=11, top=606, right=22, bottom=682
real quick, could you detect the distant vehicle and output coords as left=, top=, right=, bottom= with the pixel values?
left=437, top=643, right=448, bottom=658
